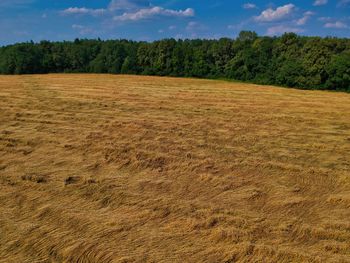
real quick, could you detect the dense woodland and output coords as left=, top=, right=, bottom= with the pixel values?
left=0, top=31, right=349, bottom=91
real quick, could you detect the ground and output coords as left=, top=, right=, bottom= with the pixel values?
left=0, top=74, right=349, bottom=262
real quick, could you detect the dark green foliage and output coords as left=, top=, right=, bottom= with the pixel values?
left=0, top=32, right=349, bottom=91
left=0, top=43, right=44, bottom=74
left=325, top=51, right=350, bottom=91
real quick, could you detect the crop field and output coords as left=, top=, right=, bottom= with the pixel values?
left=0, top=74, right=350, bottom=262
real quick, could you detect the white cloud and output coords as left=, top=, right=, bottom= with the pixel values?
left=296, top=11, right=314, bottom=26
left=243, top=3, right=257, bottom=9
left=62, top=0, right=151, bottom=17
left=113, top=6, right=194, bottom=21
left=318, top=16, right=332, bottom=21
left=267, top=25, right=303, bottom=35
left=108, top=0, right=149, bottom=11
left=324, top=21, right=348, bottom=28
left=255, top=4, right=295, bottom=22
left=304, top=11, right=315, bottom=16
left=61, top=1, right=195, bottom=24
left=313, top=0, right=328, bottom=6
left=62, top=7, right=106, bottom=16
left=296, top=16, right=309, bottom=26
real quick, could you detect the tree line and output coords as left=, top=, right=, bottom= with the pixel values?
left=0, top=31, right=349, bottom=91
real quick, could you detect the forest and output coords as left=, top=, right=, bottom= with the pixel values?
left=0, top=31, right=349, bottom=91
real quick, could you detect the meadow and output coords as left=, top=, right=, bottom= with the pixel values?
left=0, top=74, right=349, bottom=262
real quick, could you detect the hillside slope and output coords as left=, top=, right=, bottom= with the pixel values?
left=0, top=74, right=349, bottom=262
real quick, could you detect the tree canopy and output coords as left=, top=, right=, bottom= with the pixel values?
left=0, top=31, right=349, bottom=92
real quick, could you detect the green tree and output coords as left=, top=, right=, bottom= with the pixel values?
left=0, top=31, right=349, bottom=92
left=325, top=52, right=350, bottom=91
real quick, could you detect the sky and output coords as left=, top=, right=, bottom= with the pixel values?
left=0, top=0, right=349, bottom=45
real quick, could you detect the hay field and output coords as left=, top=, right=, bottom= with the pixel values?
left=0, top=74, right=350, bottom=262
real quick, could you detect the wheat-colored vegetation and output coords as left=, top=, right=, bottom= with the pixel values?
left=0, top=74, right=349, bottom=262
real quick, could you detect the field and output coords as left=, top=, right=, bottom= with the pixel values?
left=0, top=74, right=350, bottom=262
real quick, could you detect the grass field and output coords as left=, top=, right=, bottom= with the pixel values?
left=0, top=74, right=350, bottom=262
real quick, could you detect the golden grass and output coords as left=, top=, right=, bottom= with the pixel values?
left=0, top=74, right=349, bottom=262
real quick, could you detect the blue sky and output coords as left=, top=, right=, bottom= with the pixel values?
left=1, top=0, right=349, bottom=45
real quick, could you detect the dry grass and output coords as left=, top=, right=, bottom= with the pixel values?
left=0, top=74, right=350, bottom=262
